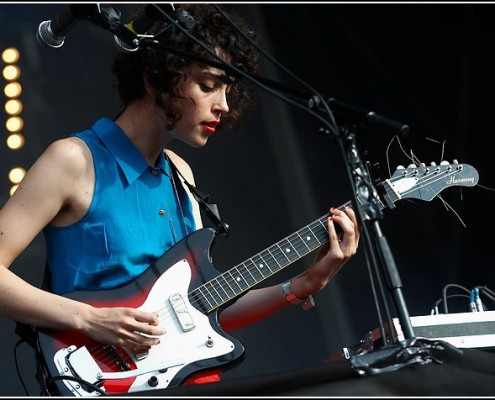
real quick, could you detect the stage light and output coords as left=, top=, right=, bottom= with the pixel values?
left=3, top=46, right=25, bottom=195
left=9, top=184, right=19, bottom=196
left=6, top=116, right=23, bottom=132
left=2, top=65, right=20, bottom=81
left=6, top=133, right=25, bottom=150
left=4, top=82, right=22, bottom=98
left=5, top=98, right=22, bottom=115
left=8, top=167, right=26, bottom=184
left=2, top=48, right=19, bottom=64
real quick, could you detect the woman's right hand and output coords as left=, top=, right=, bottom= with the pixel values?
left=83, top=307, right=166, bottom=355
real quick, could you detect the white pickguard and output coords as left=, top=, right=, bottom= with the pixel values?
left=55, top=259, right=235, bottom=396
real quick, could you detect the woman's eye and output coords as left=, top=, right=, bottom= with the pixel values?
left=200, top=84, right=215, bottom=92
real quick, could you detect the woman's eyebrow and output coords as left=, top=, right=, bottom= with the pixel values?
left=204, top=71, right=235, bottom=85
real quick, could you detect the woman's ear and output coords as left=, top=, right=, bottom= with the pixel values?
left=143, top=70, right=154, bottom=96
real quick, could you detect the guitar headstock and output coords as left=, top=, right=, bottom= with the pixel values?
left=387, top=160, right=479, bottom=201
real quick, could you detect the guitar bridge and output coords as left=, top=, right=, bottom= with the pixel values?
left=169, top=293, right=196, bottom=332
left=54, top=345, right=104, bottom=394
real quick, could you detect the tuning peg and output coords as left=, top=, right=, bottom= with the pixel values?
left=453, top=159, right=459, bottom=164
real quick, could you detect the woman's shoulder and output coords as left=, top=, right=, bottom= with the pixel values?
left=165, top=149, right=195, bottom=184
left=40, top=136, right=92, bottom=177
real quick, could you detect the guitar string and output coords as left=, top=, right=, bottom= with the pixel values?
left=82, top=165, right=469, bottom=368
left=150, top=166, right=467, bottom=324
left=152, top=166, right=467, bottom=321
left=179, top=166, right=467, bottom=313
left=85, top=166, right=468, bottom=371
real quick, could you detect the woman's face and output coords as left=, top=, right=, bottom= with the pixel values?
left=171, top=62, right=233, bottom=148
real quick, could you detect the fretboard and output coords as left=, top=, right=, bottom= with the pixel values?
left=189, top=179, right=395, bottom=313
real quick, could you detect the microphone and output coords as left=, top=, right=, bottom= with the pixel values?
left=113, top=4, right=161, bottom=52
left=36, top=5, right=101, bottom=49
left=114, top=4, right=196, bottom=52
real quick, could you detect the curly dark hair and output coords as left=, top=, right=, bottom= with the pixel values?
left=112, top=3, right=260, bottom=130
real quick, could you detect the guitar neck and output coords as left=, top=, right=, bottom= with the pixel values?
left=189, top=157, right=480, bottom=313
left=190, top=180, right=398, bottom=313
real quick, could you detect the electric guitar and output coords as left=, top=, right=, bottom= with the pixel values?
left=36, top=161, right=479, bottom=396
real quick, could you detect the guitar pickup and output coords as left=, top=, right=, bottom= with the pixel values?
left=169, top=293, right=196, bottom=332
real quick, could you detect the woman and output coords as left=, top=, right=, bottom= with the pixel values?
left=0, top=3, right=359, bottom=393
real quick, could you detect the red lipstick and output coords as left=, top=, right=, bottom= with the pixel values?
left=202, top=120, right=220, bottom=135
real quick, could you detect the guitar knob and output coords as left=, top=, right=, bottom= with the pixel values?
left=453, top=159, right=459, bottom=164
left=440, top=160, right=450, bottom=165
left=148, top=376, right=159, bottom=387
left=430, top=162, right=437, bottom=166
left=395, top=165, right=405, bottom=170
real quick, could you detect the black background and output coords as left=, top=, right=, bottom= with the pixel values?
left=0, top=2, right=494, bottom=396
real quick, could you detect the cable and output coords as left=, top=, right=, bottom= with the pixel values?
left=212, top=4, right=339, bottom=135
left=479, top=286, right=495, bottom=304
left=441, top=283, right=471, bottom=314
left=146, top=4, right=341, bottom=138
left=13, top=339, right=30, bottom=396
left=431, top=293, right=470, bottom=315
left=48, top=375, right=107, bottom=396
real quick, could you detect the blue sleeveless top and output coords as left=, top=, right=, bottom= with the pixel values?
left=43, top=118, right=196, bottom=295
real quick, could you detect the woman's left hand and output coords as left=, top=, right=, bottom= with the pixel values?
left=290, top=206, right=360, bottom=299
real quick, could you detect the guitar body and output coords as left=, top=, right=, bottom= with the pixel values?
left=37, top=228, right=245, bottom=396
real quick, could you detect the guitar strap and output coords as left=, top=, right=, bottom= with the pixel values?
left=168, top=158, right=230, bottom=237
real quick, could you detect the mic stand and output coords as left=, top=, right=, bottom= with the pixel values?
left=323, top=123, right=452, bottom=376
left=109, top=12, right=450, bottom=375
left=337, top=125, right=415, bottom=339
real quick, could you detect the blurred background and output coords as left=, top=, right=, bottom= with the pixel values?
left=0, top=2, right=494, bottom=396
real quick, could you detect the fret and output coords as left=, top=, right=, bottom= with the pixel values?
left=197, top=285, right=214, bottom=310
left=188, top=290, right=208, bottom=313
left=260, top=248, right=281, bottom=272
left=285, top=234, right=302, bottom=257
left=244, top=258, right=265, bottom=282
left=204, top=281, right=224, bottom=307
left=211, top=276, right=230, bottom=300
left=241, top=263, right=257, bottom=285
left=312, top=220, right=328, bottom=243
left=229, top=267, right=250, bottom=291
left=227, top=268, right=248, bottom=293
left=237, top=266, right=254, bottom=287
left=256, top=253, right=274, bottom=274
left=265, top=247, right=284, bottom=270
left=274, top=243, right=290, bottom=264
left=295, top=231, right=311, bottom=251
left=249, top=256, right=272, bottom=278
left=299, top=225, right=321, bottom=250
left=276, top=239, right=299, bottom=263
left=216, top=273, right=237, bottom=299
left=270, top=244, right=289, bottom=268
